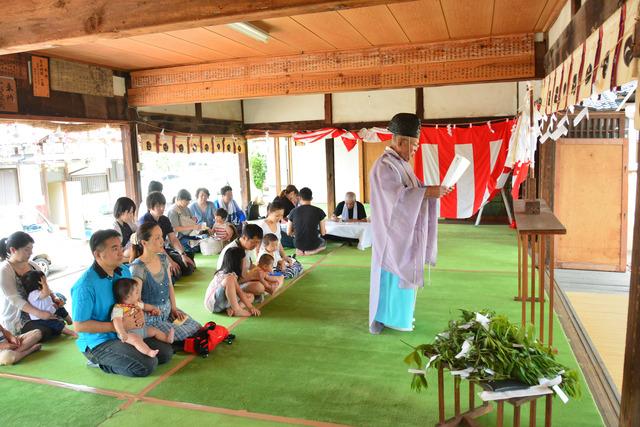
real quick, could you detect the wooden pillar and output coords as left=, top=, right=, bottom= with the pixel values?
left=415, top=87, right=424, bottom=120
left=358, top=139, right=365, bottom=202
left=620, top=139, right=640, bottom=425
left=287, top=137, right=294, bottom=185
left=274, top=137, right=282, bottom=194
left=238, top=142, right=251, bottom=208
left=326, top=138, right=336, bottom=215
left=120, top=124, right=142, bottom=205
left=324, top=93, right=332, bottom=125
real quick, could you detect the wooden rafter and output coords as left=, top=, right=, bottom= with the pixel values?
left=129, top=34, right=535, bottom=106
left=0, top=0, right=414, bottom=55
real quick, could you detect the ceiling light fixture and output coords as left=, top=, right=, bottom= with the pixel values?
left=227, top=22, right=270, bottom=43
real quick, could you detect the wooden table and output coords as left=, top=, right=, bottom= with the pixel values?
left=513, top=199, right=566, bottom=348
left=435, top=365, right=555, bottom=427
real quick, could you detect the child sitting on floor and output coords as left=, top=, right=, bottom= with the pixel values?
left=250, top=253, right=283, bottom=293
left=204, top=246, right=261, bottom=317
left=22, top=270, right=77, bottom=338
left=205, top=208, right=236, bottom=255
left=111, top=278, right=174, bottom=357
left=258, top=233, right=303, bottom=279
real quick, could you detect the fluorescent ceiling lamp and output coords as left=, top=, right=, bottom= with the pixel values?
left=227, top=22, right=269, bottom=43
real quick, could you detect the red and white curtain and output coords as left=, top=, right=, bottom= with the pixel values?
left=292, top=128, right=360, bottom=151
left=413, top=120, right=516, bottom=219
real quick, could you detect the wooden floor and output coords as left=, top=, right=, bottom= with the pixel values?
left=557, top=269, right=630, bottom=393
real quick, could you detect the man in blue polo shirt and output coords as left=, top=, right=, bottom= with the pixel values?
left=71, top=229, right=173, bottom=377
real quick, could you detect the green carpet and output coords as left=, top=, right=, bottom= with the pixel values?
left=146, top=226, right=603, bottom=426
left=99, top=401, right=297, bottom=427
left=0, top=378, right=122, bottom=426
left=0, top=224, right=604, bottom=426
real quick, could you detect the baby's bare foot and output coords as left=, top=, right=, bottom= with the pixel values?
left=167, top=328, right=175, bottom=344
left=146, top=349, right=159, bottom=358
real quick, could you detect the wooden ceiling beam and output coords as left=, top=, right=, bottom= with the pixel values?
left=0, top=0, right=414, bottom=55
left=128, top=34, right=535, bottom=106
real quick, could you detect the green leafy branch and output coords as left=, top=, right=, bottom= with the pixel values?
left=404, top=309, right=580, bottom=399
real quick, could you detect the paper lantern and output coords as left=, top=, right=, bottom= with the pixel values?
left=190, top=135, right=202, bottom=153
left=225, top=137, right=234, bottom=153
left=235, top=138, right=245, bottom=154
left=213, top=136, right=224, bottom=153
left=617, top=0, right=639, bottom=87
left=139, top=133, right=157, bottom=152
left=174, top=136, right=189, bottom=154
left=159, top=135, right=174, bottom=153
left=578, top=29, right=602, bottom=103
left=567, top=45, right=585, bottom=107
left=202, top=136, right=213, bottom=153
left=594, top=8, right=622, bottom=95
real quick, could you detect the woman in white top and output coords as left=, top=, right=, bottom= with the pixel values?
left=259, top=201, right=294, bottom=266
left=0, top=231, right=50, bottom=363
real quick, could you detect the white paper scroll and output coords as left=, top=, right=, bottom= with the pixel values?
left=442, top=154, right=471, bottom=188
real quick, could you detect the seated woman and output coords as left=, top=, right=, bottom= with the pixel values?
left=188, top=187, right=216, bottom=229
left=259, top=202, right=302, bottom=278
left=113, top=196, right=138, bottom=262
left=129, top=222, right=202, bottom=342
left=0, top=323, right=41, bottom=366
left=272, top=185, right=299, bottom=219
left=287, top=187, right=327, bottom=256
left=140, top=191, right=195, bottom=282
left=331, top=192, right=367, bottom=222
left=271, top=185, right=298, bottom=248
left=167, top=189, right=203, bottom=253
left=213, top=185, right=246, bottom=232
left=204, top=246, right=261, bottom=317
left=0, top=231, right=62, bottom=342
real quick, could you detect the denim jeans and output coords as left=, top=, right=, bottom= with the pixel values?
left=83, top=338, right=173, bottom=377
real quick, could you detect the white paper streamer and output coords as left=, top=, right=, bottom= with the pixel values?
left=450, top=367, right=475, bottom=378
left=455, top=338, right=473, bottom=359
left=425, top=354, right=439, bottom=370
left=458, top=322, right=473, bottom=330
left=474, top=312, right=491, bottom=330
left=550, top=124, right=568, bottom=141
left=539, top=376, right=570, bottom=404
left=437, top=332, right=450, bottom=340
left=568, top=104, right=575, bottom=114
left=558, top=115, right=569, bottom=128
left=484, top=368, right=495, bottom=375
left=540, top=130, right=551, bottom=143
left=550, top=113, right=557, bottom=123
left=408, top=368, right=426, bottom=375
left=573, top=107, right=589, bottom=126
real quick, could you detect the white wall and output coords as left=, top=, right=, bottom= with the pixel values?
left=516, top=81, right=542, bottom=112
left=334, top=139, right=361, bottom=202
left=332, top=89, right=415, bottom=123
left=424, top=82, right=518, bottom=119
left=138, top=104, right=196, bottom=116
left=548, top=1, right=571, bottom=47
left=243, top=94, right=325, bottom=124
left=291, top=141, right=327, bottom=203
left=202, top=100, right=243, bottom=121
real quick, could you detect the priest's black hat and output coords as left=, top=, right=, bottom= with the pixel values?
left=388, top=113, right=421, bottom=138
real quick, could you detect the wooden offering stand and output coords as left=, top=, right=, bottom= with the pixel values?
left=513, top=199, right=566, bottom=349
left=436, top=366, right=555, bottom=427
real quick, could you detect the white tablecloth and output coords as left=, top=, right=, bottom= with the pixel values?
left=325, top=221, right=372, bottom=250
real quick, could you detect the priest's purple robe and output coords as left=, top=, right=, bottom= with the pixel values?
left=369, top=147, right=438, bottom=333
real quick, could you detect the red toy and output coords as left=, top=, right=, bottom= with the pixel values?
left=183, top=321, right=235, bottom=357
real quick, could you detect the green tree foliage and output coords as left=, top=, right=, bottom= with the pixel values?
left=250, top=153, right=267, bottom=191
